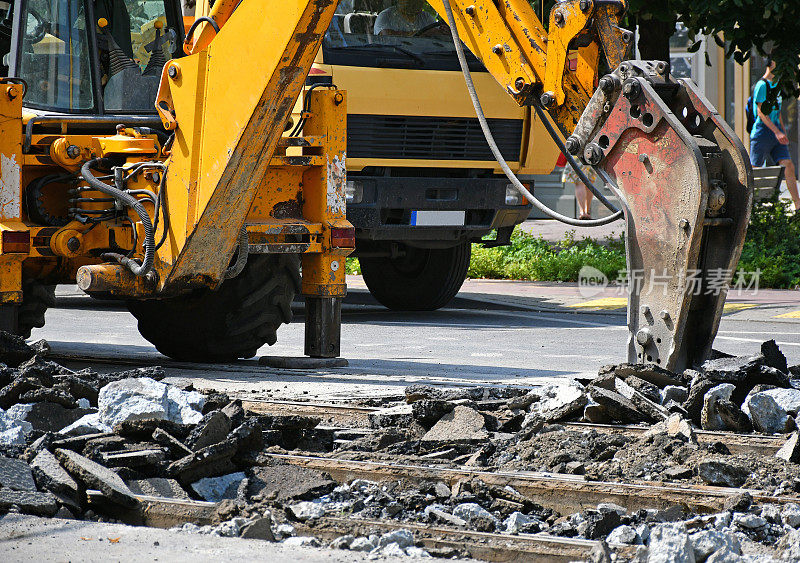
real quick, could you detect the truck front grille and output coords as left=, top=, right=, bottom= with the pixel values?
left=347, top=114, right=523, bottom=162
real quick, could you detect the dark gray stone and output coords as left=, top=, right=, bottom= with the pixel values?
left=608, top=363, right=685, bottom=387
left=411, top=399, right=453, bottom=427
left=240, top=516, right=276, bottom=541
left=0, top=377, right=41, bottom=409
left=221, top=400, right=245, bottom=427
left=581, top=510, right=621, bottom=540
left=683, top=379, right=718, bottom=425
left=151, top=428, right=192, bottom=457
left=18, top=388, right=77, bottom=408
left=625, top=376, right=661, bottom=404
left=167, top=439, right=238, bottom=484
left=247, top=461, right=335, bottom=502
left=368, top=405, right=413, bottom=429
left=30, top=449, right=79, bottom=502
left=762, top=340, right=789, bottom=374
left=0, top=489, right=58, bottom=516
left=186, top=411, right=231, bottom=451
left=698, top=459, right=749, bottom=487
left=55, top=448, right=138, bottom=508
left=0, top=456, right=36, bottom=491
left=613, top=378, right=669, bottom=422
left=0, top=331, right=36, bottom=367
left=583, top=403, right=611, bottom=424
left=723, top=491, right=753, bottom=512
left=716, top=399, right=753, bottom=432
left=587, top=386, right=646, bottom=424
left=702, top=354, right=764, bottom=383
left=21, top=402, right=93, bottom=433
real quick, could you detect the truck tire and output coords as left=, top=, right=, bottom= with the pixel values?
left=127, top=254, right=300, bottom=362
left=360, top=241, right=471, bottom=311
left=18, top=279, right=55, bottom=338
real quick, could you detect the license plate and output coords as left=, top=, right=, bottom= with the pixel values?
left=410, top=210, right=466, bottom=226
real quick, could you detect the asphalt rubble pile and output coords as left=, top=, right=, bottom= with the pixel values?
left=3, top=327, right=800, bottom=560
left=0, top=331, right=431, bottom=557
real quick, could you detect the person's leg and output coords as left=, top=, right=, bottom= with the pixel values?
left=750, top=135, right=770, bottom=168
left=575, top=181, right=592, bottom=219
left=778, top=159, right=800, bottom=210
left=770, top=139, right=799, bottom=211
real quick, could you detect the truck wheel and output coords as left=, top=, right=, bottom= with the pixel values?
left=127, top=255, right=300, bottom=362
left=360, top=242, right=471, bottom=311
left=18, top=280, right=55, bottom=338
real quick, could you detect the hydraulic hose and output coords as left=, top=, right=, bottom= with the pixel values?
left=81, top=158, right=155, bottom=277
left=441, top=0, right=622, bottom=227
left=224, top=227, right=249, bottom=279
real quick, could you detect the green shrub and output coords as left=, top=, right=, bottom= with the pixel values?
left=737, top=196, right=800, bottom=289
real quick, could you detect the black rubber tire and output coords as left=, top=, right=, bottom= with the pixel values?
left=359, top=241, right=471, bottom=311
left=17, top=279, right=55, bottom=338
left=127, top=254, right=300, bottom=362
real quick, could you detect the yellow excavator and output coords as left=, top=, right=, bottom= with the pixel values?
left=0, top=0, right=751, bottom=372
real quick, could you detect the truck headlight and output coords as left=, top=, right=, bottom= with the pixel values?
left=346, top=181, right=363, bottom=205
left=505, top=184, right=526, bottom=205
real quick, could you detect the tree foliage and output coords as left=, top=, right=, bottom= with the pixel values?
left=628, top=0, right=800, bottom=94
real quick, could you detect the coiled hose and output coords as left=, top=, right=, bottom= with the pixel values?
left=441, top=0, right=622, bottom=227
left=80, top=158, right=155, bottom=277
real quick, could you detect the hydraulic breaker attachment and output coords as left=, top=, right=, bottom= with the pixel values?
left=569, top=61, right=753, bottom=371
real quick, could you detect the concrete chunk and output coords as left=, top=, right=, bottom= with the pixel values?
left=528, top=380, right=587, bottom=422
left=247, top=462, right=335, bottom=502
left=186, top=411, right=231, bottom=451
left=0, top=456, right=36, bottom=491
left=701, top=384, right=735, bottom=431
left=55, top=448, right=138, bottom=508
left=98, top=377, right=204, bottom=429
left=743, top=392, right=794, bottom=434
left=587, top=386, right=647, bottom=423
left=191, top=471, right=245, bottom=502
left=421, top=406, right=488, bottom=443
left=698, top=459, right=749, bottom=487
left=776, top=432, right=800, bottom=463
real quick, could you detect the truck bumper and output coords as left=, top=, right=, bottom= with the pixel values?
left=346, top=176, right=531, bottom=242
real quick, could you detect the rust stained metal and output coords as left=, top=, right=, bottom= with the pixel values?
left=574, top=60, right=752, bottom=371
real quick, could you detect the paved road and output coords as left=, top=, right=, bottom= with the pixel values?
left=31, top=285, right=800, bottom=402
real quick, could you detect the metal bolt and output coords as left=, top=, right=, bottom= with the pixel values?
left=66, top=145, right=80, bottom=159
left=5, top=85, right=17, bottom=100
left=660, top=310, right=670, bottom=321
left=655, top=61, right=668, bottom=75
left=540, top=91, right=555, bottom=108
left=622, top=79, right=640, bottom=100
left=167, top=65, right=179, bottom=79
left=598, top=75, right=615, bottom=93
left=621, top=31, right=632, bottom=43
left=638, top=153, right=649, bottom=163
left=465, top=5, right=475, bottom=16
left=636, top=328, right=652, bottom=346
left=640, top=305, right=650, bottom=316
left=334, top=92, right=344, bottom=105
left=514, top=77, right=526, bottom=92
left=603, top=102, right=612, bottom=113
left=584, top=143, right=604, bottom=165
left=492, top=44, right=504, bottom=55
left=554, top=11, right=565, bottom=26
left=679, top=218, right=690, bottom=230
left=564, top=136, right=581, bottom=156
left=66, top=237, right=80, bottom=252
left=579, top=0, right=590, bottom=11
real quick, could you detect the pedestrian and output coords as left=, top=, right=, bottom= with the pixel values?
left=559, top=153, right=598, bottom=220
left=749, top=57, right=800, bottom=211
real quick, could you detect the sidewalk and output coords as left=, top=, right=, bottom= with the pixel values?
left=347, top=275, right=800, bottom=323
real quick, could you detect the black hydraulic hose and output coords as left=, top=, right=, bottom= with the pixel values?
left=80, top=159, right=155, bottom=277
left=441, top=0, right=622, bottom=227
left=531, top=102, right=620, bottom=213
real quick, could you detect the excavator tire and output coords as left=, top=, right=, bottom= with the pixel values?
left=128, top=254, right=300, bottom=362
left=360, top=241, right=471, bottom=311
left=18, top=279, right=55, bottom=338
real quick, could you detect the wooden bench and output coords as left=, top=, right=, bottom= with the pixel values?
left=752, top=165, right=784, bottom=201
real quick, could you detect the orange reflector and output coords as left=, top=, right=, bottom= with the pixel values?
left=331, top=227, right=355, bottom=248
left=2, top=231, right=29, bottom=254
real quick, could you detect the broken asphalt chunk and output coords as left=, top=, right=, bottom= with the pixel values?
left=55, top=448, right=139, bottom=508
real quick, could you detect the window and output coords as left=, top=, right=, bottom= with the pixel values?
left=19, top=0, right=95, bottom=110
left=322, top=0, right=484, bottom=72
